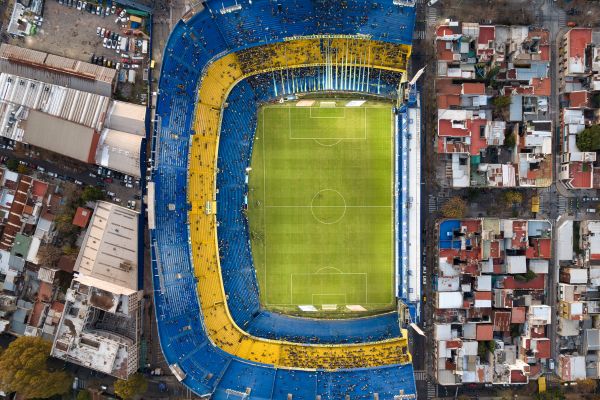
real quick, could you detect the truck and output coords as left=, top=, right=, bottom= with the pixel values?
left=119, top=37, right=128, bottom=52
left=531, top=195, right=540, bottom=214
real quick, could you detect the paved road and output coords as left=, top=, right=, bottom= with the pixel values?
left=0, top=147, right=140, bottom=207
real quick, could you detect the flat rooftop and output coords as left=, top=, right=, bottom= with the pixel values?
left=75, top=201, right=139, bottom=291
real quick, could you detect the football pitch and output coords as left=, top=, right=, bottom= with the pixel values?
left=247, top=100, right=395, bottom=314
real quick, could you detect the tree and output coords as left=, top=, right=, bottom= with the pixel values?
left=5, top=159, right=18, bottom=172
left=37, top=244, right=63, bottom=267
left=16, top=164, right=29, bottom=175
left=576, top=378, right=597, bottom=393
left=76, top=390, right=92, bottom=400
left=576, top=124, right=600, bottom=151
left=0, top=336, right=71, bottom=398
left=441, top=196, right=467, bottom=218
left=503, top=190, right=523, bottom=206
left=114, top=373, right=148, bottom=400
left=492, top=95, right=512, bottom=110
left=80, top=186, right=105, bottom=203
left=54, top=210, right=76, bottom=235
left=503, top=131, right=516, bottom=148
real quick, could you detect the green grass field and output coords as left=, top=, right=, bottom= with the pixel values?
left=247, top=100, right=395, bottom=314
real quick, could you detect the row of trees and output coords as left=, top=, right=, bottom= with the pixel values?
left=440, top=191, right=524, bottom=219
left=0, top=337, right=147, bottom=399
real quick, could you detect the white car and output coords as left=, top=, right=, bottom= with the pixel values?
left=103, top=38, right=109, bottom=47
left=97, top=26, right=102, bottom=36
left=100, top=27, right=106, bottom=37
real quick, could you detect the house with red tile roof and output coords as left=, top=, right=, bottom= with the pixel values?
left=558, top=28, right=600, bottom=190
left=435, top=22, right=552, bottom=188
left=434, top=218, right=552, bottom=385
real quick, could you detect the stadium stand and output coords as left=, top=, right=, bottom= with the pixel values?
left=151, top=0, right=417, bottom=397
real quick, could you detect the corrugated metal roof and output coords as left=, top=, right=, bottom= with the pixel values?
left=0, top=44, right=116, bottom=96
left=0, top=72, right=109, bottom=130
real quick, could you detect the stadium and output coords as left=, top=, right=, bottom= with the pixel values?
left=148, top=0, right=422, bottom=398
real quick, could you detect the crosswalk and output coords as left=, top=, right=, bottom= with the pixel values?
left=414, top=370, right=428, bottom=381
left=428, top=195, right=437, bottom=212
left=427, top=380, right=437, bottom=399
left=559, top=196, right=568, bottom=214
left=426, top=7, right=437, bottom=27
left=558, top=12, right=566, bottom=28
left=413, top=30, right=426, bottom=40
left=415, top=371, right=438, bottom=399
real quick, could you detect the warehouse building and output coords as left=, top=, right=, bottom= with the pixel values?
left=0, top=44, right=117, bottom=97
left=0, top=69, right=144, bottom=176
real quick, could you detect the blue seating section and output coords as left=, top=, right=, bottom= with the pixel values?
left=203, top=0, right=415, bottom=47
left=246, top=311, right=401, bottom=344
left=151, top=0, right=417, bottom=398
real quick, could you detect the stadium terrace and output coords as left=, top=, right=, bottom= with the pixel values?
left=149, top=0, right=421, bottom=398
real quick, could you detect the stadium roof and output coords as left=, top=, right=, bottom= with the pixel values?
left=74, top=201, right=139, bottom=291
left=105, top=101, right=146, bottom=136
left=95, top=129, right=142, bottom=178
left=0, top=44, right=116, bottom=96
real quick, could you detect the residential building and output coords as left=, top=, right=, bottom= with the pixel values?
left=558, top=28, right=600, bottom=189
left=434, top=218, right=552, bottom=385
left=435, top=22, right=552, bottom=188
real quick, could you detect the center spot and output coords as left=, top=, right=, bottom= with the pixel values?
left=310, top=189, right=347, bottom=224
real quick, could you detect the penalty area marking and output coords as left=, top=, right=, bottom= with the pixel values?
left=286, top=107, right=368, bottom=140
left=290, top=272, right=367, bottom=306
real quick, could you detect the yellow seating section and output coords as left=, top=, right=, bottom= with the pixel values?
left=235, top=38, right=411, bottom=75
left=188, top=37, right=412, bottom=370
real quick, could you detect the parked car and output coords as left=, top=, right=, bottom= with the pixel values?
left=100, top=27, right=105, bottom=37
left=96, top=5, right=101, bottom=15
left=74, top=180, right=83, bottom=185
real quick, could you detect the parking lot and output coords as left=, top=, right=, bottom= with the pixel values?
left=10, top=0, right=121, bottom=63
left=8, top=0, right=151, bottom=104
left=0, top=138, right=142, bottom=212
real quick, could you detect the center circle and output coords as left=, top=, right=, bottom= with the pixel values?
left=310, top=189, right=347, bottom=224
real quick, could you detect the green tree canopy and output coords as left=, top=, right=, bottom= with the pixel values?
left=0, top=336, right=71, bottom=398
left=114, top=373, right=148, bottom=400
left=492, top=95, right=512, bottom=109
left=441, top=196, right=467, bottom=219
left=503, top=190, right=523, bottom=206
left=76, top=390, right=92, bottom=400
left=576, top=124, right=600, bottom=152
left=5, top=159, right=18, bottom=172
left=80, top=186, right=105, bottom=203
